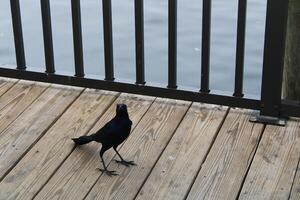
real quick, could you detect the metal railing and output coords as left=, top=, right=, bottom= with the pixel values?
left=1, top=0, right=300, bottom=125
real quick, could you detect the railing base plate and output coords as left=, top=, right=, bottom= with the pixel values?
left=249, top=113, right=286, bottom=126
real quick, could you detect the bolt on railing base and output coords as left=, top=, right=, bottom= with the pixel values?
left=249, top=113, right=286, bottom=126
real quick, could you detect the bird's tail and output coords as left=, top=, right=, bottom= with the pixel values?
left=72, top=135, right=94, bottom=145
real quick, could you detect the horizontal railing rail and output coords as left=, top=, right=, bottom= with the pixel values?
left=1, top=0, right=300, bottom=124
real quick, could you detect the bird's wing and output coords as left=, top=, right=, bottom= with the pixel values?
left=92, top=119, right=121, bottom=143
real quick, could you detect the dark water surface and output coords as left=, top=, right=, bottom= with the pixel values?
left=0, top=0, right=267, bottom=97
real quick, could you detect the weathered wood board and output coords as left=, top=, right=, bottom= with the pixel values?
left=186, top=109, right=264, bottom=200
left=34, top=93, right=155, bottom=200
left=0, top=88, right=118, bottom=200
left=0, top=78, right=298, bottom=200
left=239, top=119, right=300, bottom=200
left=135, top=103, right=228, bottom=200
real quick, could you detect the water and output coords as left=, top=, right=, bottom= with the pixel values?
left=0, top=0, right=267, bottom=97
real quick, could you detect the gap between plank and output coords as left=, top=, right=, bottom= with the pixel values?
left=182, top=106, right=231, bottom=200
left=235, top=124, right=266, bottom=200
left=132, top=101, right=193, bottom=200
left=0, top=87, right=85, bottom=182
left=287, top=148, right=300, bottom=199
left=31, top=91, right=121, bottom=199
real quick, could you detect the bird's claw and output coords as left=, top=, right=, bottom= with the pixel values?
left=97, top=168, right=118, bottom=176
left=114, top=159, right=137, bottom=167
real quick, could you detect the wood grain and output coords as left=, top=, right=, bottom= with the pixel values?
left=84, top=98, right=190, bottom=200
left=0, top=85, right=82, bottom=181
left=34, top=93, right=155, bottom=200
left=0, top=80, right=298, bottom=200
left=0, top=89, right=118, bottom=200
left=290, top=158, right=300, bottom=200
left=239, top=119, right=300, bottom=200
left=186, top=109, right=264, bottom=200
left=135, top=103, right=227, bottom=200
left=0, top=81, right=49, bottom=134
left=0, top=78, right=17, bottom=97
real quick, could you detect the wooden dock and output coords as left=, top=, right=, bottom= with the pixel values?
left=0, top=78, right=299, bottom=200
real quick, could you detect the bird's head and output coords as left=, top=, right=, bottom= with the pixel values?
left=116, top=104, right=129, bottom=117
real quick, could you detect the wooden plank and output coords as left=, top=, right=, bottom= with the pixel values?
left=34, top=93, right=155, bottom=200
left=0, top=89, right=118, bottom=200
left=290, top=158, right=300, bottom=200
left=186, top=109, right=264, bottom=200
left=0, top=78, right=17, bottom=97
left=84, top=98, right=190, bottom=200
left=0, top=80, right=49, bottom=134
left=0, top=85, right=82, bottom=180
left=238, top=119, right=300, bottom=200
left=135, top=103, right=228, bottom=200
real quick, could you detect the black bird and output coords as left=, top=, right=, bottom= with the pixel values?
left=72, top=104, right=136, bottom=176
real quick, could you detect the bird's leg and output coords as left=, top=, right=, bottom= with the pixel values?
left=97, top=148, right=118, bottom=176
left=113, top=147, right=136, bottom=167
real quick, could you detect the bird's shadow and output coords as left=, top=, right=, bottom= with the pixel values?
left=73, top=142, right=101, bottom=157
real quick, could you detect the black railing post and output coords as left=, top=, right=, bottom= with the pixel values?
left=135, top=0, right=145, bottom=85
left=10, top=0, right=26, bottom=70
left=200, top=0, right=211, bottom=93
left=233, top=0, right=247, bottom=97
left=260, top=0, right=289, bottom=117
left=250, top=0, right=289, bottom=125
left=71, top=0, right=84, bottom=77
left=168, top=0, right=177, bottom=89
left=102, top=0, right=114, bottom=81
left=40, top=0, right=55, bottom=74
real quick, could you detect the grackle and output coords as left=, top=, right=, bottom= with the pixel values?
left=72, top=104, right=136, bottom=176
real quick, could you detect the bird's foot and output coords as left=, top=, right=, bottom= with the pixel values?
left=114, top=159, right=136, bottom=167
left=97, top=168, right=118, bottom=176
